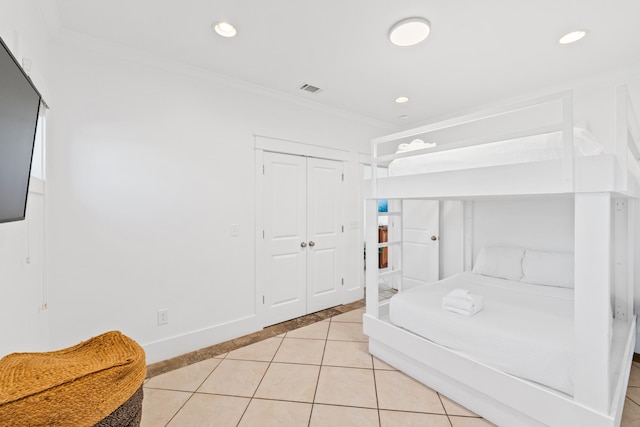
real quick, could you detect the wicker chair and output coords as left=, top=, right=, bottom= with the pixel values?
left=0, top=331, right=146, bottom=427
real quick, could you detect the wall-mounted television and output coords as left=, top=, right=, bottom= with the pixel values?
left=0, top=35, right=42, bottom=223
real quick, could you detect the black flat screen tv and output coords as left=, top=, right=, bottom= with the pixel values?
left=0, top=35, right=42, bottom=223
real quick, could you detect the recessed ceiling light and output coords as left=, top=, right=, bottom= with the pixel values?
left=558, top=30, right=587, bottom=45
left=395, top=96, right=409, bottom=103
left=213, top=21, right=237, bottom=38
left=389, top=17, right=431, bottom=47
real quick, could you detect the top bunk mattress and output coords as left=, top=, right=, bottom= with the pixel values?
left=388, top=271, right=575, bottom=395
left=388, top=127, right=603, bottom=177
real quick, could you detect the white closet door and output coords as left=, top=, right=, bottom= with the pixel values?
left=402, top=200, right=440, bottom=289
left=263, top=152, right=307, bottom=326
left=306, top=157, right=344, bottom=313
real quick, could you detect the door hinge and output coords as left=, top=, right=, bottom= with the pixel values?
left=262, top=230, right=265, bottom=239
left=341, top=173, right=344, bottom=181
left=341, top=278, right=344, bottom=286
left=263, top=165, right=265, bottom=175
left=262, top=295, right=265, bottom=304
left=341, top=225, right=344, bottom=233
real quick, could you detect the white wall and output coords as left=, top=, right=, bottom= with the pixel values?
left=0, top=0, right=51, bottom=357
left=45, top=38, right=388, bottom=363
left=437, top=197, right=574, bottom=279
left=0, top=181, right=48, bottom=355
left=471, top=198, right=574, bottom=258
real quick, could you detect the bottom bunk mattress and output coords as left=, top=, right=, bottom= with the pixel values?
left=388, top=272, right=575, bottom=395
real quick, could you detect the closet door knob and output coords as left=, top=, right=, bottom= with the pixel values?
left=431, top=236, right=438, bottom=241
left=301, top=242, right=307, bottom=247
left=308, top=241, right=316, bottom=247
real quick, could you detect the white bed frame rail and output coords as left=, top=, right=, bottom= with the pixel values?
left=365, top=85, right=640, bottom=426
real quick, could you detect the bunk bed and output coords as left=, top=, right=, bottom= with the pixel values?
left=364, top=86, right=640, bottom=427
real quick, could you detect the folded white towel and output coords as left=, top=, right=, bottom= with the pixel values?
left=397, top=139, right=437, bottom=153
left=442, top=295, right=475, bottom=312
left=442, top=289, right=484, bottom=316
left=447, top=288, right=470, bottom=299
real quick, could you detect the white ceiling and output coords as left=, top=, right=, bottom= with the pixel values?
left=49, top=0, right=640, bottom=127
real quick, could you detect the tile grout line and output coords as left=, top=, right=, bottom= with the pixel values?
left=627, top=393, right=640, bottom=407
left=161, top=355, right=230, bottom=427
left=371, top=354, right=382, bottom=427
left=436, top=392, right=454, bottom=427
left=235, top=336, right=286, bottom=427
left=161, top=390, right=193, bottom=427
left=378, top=407, right=477, bottom=417
left=169, top=391, right=320, bottom=405
left=307, top=314, right=332, bottom=426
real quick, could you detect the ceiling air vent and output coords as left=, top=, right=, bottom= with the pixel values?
left=299, top=83, right=321, bottom=94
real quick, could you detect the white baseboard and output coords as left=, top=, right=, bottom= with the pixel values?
left=142, top=314, right=261, bottom=364
left=344, top=287, right=364, bottom=304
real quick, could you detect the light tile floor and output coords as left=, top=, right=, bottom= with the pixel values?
left=142, top=308, right=640, bottom=426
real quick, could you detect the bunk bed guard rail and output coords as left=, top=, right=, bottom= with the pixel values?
left=617, top=85, right=640, bottom=191
left=370, top=90, right=576, bottom=196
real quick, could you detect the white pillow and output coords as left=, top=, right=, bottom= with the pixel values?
left=521, top=250, right=574, bottom=288
left=472, top=246, right=524, bottom=281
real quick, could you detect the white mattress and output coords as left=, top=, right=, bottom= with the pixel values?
left=389, top=127, right=603, bottom=176
left=389, top=272, right=575, bottom=395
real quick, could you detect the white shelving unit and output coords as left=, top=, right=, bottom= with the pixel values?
left=368, top=200, right=404, bottom=313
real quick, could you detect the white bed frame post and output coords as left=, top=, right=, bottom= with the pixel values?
left=614, top=85, right=635, bottom=324
left=614, top=198, right=635, bottom=322
left=388, top=198, right=403, bottom=292
left=627, top=199, right=635, bottom=322
left=616, top=86, right=629, bottom=191
left=367, top=140, right=380, bottom=319
left=562, top=92, right=575, bottom=192
left=366, top=198, right=380, bottom=319
left=463, top=201, right=473, bottom=271
left=574, top=192, right=612, bottom=413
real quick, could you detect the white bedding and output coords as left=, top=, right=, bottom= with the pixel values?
left=389, top=272, right=575, bottom=395
left=388, top=127, right=603, bottom=176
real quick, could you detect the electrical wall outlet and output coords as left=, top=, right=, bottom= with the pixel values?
left=157, top=309, right=169, bottom=325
